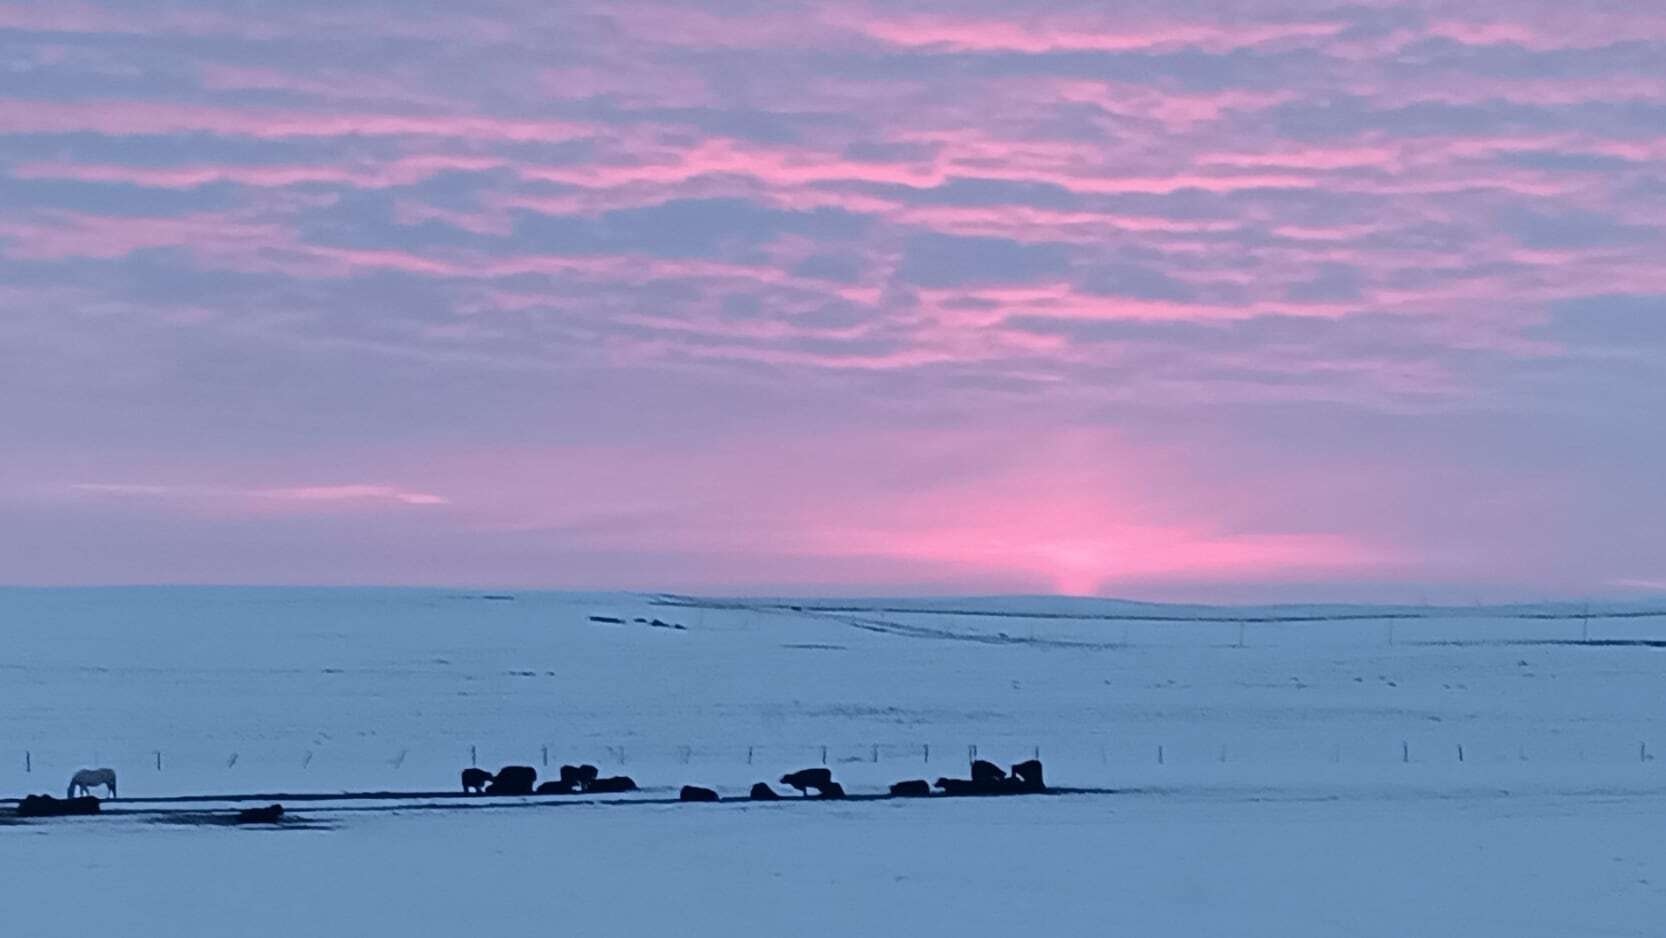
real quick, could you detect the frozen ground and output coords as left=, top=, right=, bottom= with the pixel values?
left=3, top=587, right=1666, bottom=935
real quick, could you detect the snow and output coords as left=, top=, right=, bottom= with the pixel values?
left=3, top=587, right=1665, bottom=935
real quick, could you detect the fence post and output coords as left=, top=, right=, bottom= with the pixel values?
left=747, top=746, right=754, bottom=765
left=1642, top=742, right=1649, bottom=763
left=227, top=753, right=239, bottom=768
left=541, top=745, right=548, bottom=768
left=1033, top=745, right=1040, bottom=761
left=820, top=745, right=827, bottom=766
left=871, top=744, right=879, bottom=764
left=1401, top=741, right=1409, bottom=764
left=155, top=750, right=162, bottom=771
left=923, top=743, right=929, bottom=764
left=303, top=750, right=313, bottom=769
left=1457, top=744, right=1464, bottom=763
left=470, top=745, right=477, bottom=767
left=1157, top=744, right=1164, bottom=765
left=24, top=750, right=30, bottom=773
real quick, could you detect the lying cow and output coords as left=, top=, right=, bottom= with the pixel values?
left=934, top=777, right=982, bottom=795
left=1010, top=759, right=1045, bottom=791
left=486, top=765, right=537, bottom=795
left=536, top=780, right=577, bottom=795
left=461, top=767, right=493, bottom=793
left=679, top=785, right=720, bottom=802
left=586, top=775, right=637, bottom=793
left=780, top=768, right=834, bottom=796
left=970, top=759, right=1007, bottom=784
left=749, top=782, right=782, bottom=800
left=17, top=794, right=101, bottom=817
left=236, top=804, right=284, bottom=824
left=889, top=779, right=931, bottom=797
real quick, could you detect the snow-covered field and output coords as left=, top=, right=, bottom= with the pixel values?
left=4, top=587, right=1666, bottom=936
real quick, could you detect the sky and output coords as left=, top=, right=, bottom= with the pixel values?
left=2, top=0, right=1664, bottom=601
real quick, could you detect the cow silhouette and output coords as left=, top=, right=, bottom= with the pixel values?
left=536, top=780, right=577, bottom=794
left=486, top=765, right=537, bottom=795
left=17, top=794, right=100, bottom=817
left=560, top=764, right=601, bottom=788
left=749, top=782, right=781, bottom=800
left=679, top=785, right=720, bottom=802
left=1010, top=759, right=1045, bottom=791
left=889, top=779, right=931, bottom=796
left=586, top=775, right=637, bottom=793
left=237, top=804, right=284, bottom=824
left=934, top=777, right=981, bottom=795
left=780, top=768, right=834, bottom=795
left=461, top=768, right=493, bottom=793
left=970, top=759, right=1007, bottom=784
left=817, top=781, right=846, bottom=799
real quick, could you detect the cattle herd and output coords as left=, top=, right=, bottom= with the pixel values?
left=10, top=756, right=1051, bottom=822
left=464, top=763, right=640, bottom=796
left=461, top=757, right=1048, bottom=803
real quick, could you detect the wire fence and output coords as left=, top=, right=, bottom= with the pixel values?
left=8, top=736, right=1662, bottom=786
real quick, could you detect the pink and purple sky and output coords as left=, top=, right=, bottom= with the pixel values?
left=3, top=1, right=1664, bottom=600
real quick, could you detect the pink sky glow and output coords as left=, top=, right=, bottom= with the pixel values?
left=2, top=0, right=1664, bottom=600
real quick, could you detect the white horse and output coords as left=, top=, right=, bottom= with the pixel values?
left=68, top=768, right=117, bottom=799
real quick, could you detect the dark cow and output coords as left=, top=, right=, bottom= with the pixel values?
left=236, top=804, right=284, bottom=824
left=560, top=764, right=601, bottom=789
left=1010, top=759, right=1046, bottom=791
left=970, top=759, right=1007, bottom=784
left=817, top=781, right=846, bottom=799
left=461, top=767, right=493, bottom=793
left=749, top=782, right=781, bottom=800
left=16, top=794, right=101, bottom=817
left=889, top=779, right=931, bottom=797
left=486, top=765, right=537, bottom=795
left=586, top=775, right=637, bottom=793
left=679, top=785, right=720, bottom=802
left=934, top=777, right=981, bottom=795
left=780, top=768, right=834, bottom=796
left=536, top=780, right=577, bottom=795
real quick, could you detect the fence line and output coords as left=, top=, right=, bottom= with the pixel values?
left=9, top=736, right=1662, bottom=778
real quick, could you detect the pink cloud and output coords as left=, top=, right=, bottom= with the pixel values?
left=68, top=482, right=448, bottom=510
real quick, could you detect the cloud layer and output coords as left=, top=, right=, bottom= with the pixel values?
left=3, top=1, right=1663, bottom=598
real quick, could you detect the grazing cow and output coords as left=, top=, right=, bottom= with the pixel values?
left=970, top=759, right=1007, bottom=784
left=679, top=785, right=720, bottom=802
left=237, top=804, right=284, bottom=824
left=817, top=781, right=846, bottom=799
left=461, top=767, right=493, bottom=793
left=68, top=768, right=117, bottom=799
left=1010, top=759, right=1046, bottom=791
left=586, top=775, right=637, bottom=793
left=889, top=779, right=931, bottom=797
left=536, top=780, right=577, bottom=795
left=749, top=782, right=781, bottom=800
left=486, top=765, right=537, bottom=795
left=779, top=768, right=834, bottom=796
left=17, top=794, right=101, bottom=817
